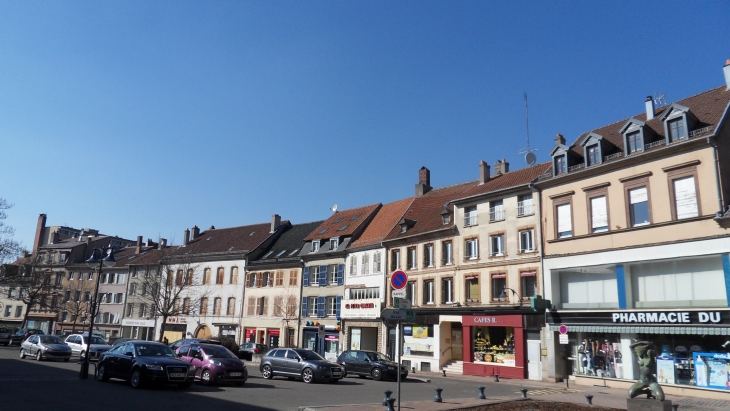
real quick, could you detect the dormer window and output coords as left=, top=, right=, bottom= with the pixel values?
left=627, top=131, right=641, bottom=154
left=311, top=240, right=320, bottom=253
left=442, top=215, right=450, bottom=224
left=329, top=237, right=339, bottom=250
left=580, top=132, right=605, bottom=167
left=400, top=224, right=407, bottom=233
left=586, top=145, right=599, bottom=166
left=660, top=103, right=695, bottom=145
left=620, top=119, right=649, bottom=156
left=668, top=118, right=686, bottom=142
left=555, top=155, right=567, bottom=174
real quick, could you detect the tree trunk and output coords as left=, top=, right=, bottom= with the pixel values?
left=20, top=298, right=34, bottom=328
left=158, top=316, right=168, bottom=342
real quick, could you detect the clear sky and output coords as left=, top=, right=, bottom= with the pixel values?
left=1, top=1, right=728, bottom=251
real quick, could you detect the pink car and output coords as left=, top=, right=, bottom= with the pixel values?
left=176, top=343, right=247, bottom=386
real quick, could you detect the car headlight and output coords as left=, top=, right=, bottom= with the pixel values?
left=212, top=360, right=222, bottom=366
left=318, top=365, right=326, bottom=370
left=388, top=366, right=395, bottom=370
left=147, top=365, right=164, bottom=371
left=189, top=366, right=195, bottom=372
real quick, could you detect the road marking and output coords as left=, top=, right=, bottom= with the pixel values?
left=515, top=388, right=581, bottom=396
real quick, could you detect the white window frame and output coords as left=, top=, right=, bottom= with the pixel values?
left=349, top=256, right=357, bottom=276
left=311, top=240, right=320, bottom=253
left=373, top=252, right=381, bottom=273
left=517, top=195, right=534, bottom=216
left=519, top=230, right=534, bottom=253
left=424, top=280, right=434, bottom=304
left=362, top=253, right=370, bottom=274
left=424, top=244, right=434, bottom=267
left=464, top=206, right=478, bottom=227
left=489, top=200, right=504, bottom=221
left=408, top=248, right=417, bottom=269
left=442, top=278, right=453, bottom=304
left=330, top=237, right=339, bottom=250
left=490, top=235, right=504, bottom=256
left=309, top=297, right=318, bottom=317
left=556, top=203, right=573, bottom=238
left=590, top=196, right=608, bottom=232
left=326, top=297, right=337, bottom=317
left=465, top=239, right=479, bottom=260
left=442, top=241, right=453, bottom=265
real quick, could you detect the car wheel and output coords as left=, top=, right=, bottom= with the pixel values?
left=19, top=349, right=26, bottom=359
left=36, top=350, right=43, bottom=361
left=341, top=369, right=348, bottom=378
left=178, top=380, right=193, bottom=389
left=130, top=369, right=144, bottom=389
left=302, top=368, right=315, bottom=384
left=372, top=368, right=383, bottom=381
left=261, top=365, right=273, bottom=379
left=200, top=369, right=212, bottom=386
left=97, top=364, right=109, bottom=382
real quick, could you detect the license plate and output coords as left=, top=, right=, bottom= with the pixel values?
left=169, top=373, right=186, bottom=378
left=229, top=372, right=242, bottom=377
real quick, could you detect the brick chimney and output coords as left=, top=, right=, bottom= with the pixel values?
left=32, top=214, right=47, bottom=255
left=479, top=161, right=490, bottom=184
left=271, top=214, right=281, bottom=233
left=191, top=225, right=200, bottom=240
left=415, top=166, right=432, bottom=197
left=724, top=59, right=730, bottom=90
left=555, top=133, right=565, bottom=145
left=493, top=159, right=510, bottom=176
left=135, top=236, right=142, bottom=254
left=645, top=96, right=655, bottom=120
left=183, top=228, right=190, bottom=246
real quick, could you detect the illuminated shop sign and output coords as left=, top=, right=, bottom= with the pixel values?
left=611, top=311, right=722, bottom=324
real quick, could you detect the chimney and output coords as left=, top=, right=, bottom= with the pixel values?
left=724, top=59, right=730, bottom=90
left=493, top=159, right=510, bottom=176
left=415, top=166, right=432, bottom=197
left=645, top=96, right=655, bottom=120
left=32, top=214, right=47, bottom=255
left=51, top=231, right=59, bottom=244
left=271, top=214, right=281, bottom=233
left=555, top=133, right=565, bottom=145
left=183, top=229, right=190, bottom=246
left=191, top=225, right=200, bottom=240
left=135, top=236, right=142, bottom=254
left=85, top=236, right=91, bottom=246
left=479, top=161, right=490, bottom=184
left=158, top=238, right=167, bottom=250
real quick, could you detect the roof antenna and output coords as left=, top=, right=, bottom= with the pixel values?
left=519, top=92, right=537, bottom=166
left=653, top=92, right=667, bottom=107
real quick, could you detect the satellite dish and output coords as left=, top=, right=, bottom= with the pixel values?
left=525, top=152, right=537, bottom=166
left=331, top=204, right=338, bottom=213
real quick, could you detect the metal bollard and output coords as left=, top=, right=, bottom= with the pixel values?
left=494, top=374, right=500, bottom=382
left=434, top=388, right=443, bottom=402
left=385, top=397, right=396, bottom=411
left=671, top=405, right=679, bottom=411
left=585, top=394, right=594, bottom=405
left=478, top=386, right=486, bottom=400
left=382, top=390, right=393, bottom=406
left=412, top=367, right=416, bottom=373
left=442, top=369, right=446, bottom=377
left=520, top=388, right=528, bottom=399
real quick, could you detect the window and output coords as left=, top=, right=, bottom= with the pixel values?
left=326, top=297, right=337, bottom=316
left=246, top=297, right=255, bottom=316
left=311, top=240, right=320, bottom=253
left=349, top=256, right=357, bottom=275
left=517, top=194, right=533, bottom=216
left=203, top=268, right=211, bottom=285
left=14, top=306, right=22, bottom=317
left=309, top=297, right=318, bottom=317
left=521, top=272, right=537, bottom=299
left=558, top=264, right=618, bottom=309
left=361, top=253, right=370, bottom=274
left=491, top=274, right=506, bottom=301
left=586, top=145, right=599, bottom=166
left=465, top=238, right=479, bottom=260
left=227, top=297, right=235, bottom=316
left=175, top=270, right=183, bottom=286
left=373, top=252, right=381, bottom=273
left=556, top=203, right=572, bottom=238
left=330, top=238, right=339, bottom=250
left=590, top=196, right=608, bottom=232
left=442, top=214, right=450, bottom=224
left=423, top=245, right=434, bottom=268
left=311, top=266, right=321, bottom=286
left=139, top=304, right=147, bottom=318
left=673, top=176, right=699, bottom=219
left=248, top=273, right=256, bottom=288
left=263, top=272, right=271, bottom=287
left=230, top=267, right=238, bottom=284
left=627, top=131, right=641, bottom=154
left=87, top=272, right=93, bottom=281
left=519, top=230, right=534, bottom=252
left=349, top=287, right=380, bottom=299
left=256, top=297, right=267, bottom=316
left=490, top=235, right=504, bottom=256
left=441, top=278, right=454, bottom=304
left=289, top=270, right=298, bottom=286
left=465, top=276, right=480, bottom=302
left=555, top=155, right=567, bottom=174
left=213, top=298, right=222, bottom=315
left=442, top=241, right=453, bottom=265
left=200, top=298, right=208, bottom=315
left=391, top=249, right=401, bottom=271
left=328, top=265, right=338, bottom=285
left=489, top=200, right=504, bottom=221
left=68, top=272, right=75, bottom=281
left=405, top=282, right=416, bottom=305
left=216, top=268, right=224, bottom=284
left=84, top=291, right=91, bottom=302
left=55, top=273, right=62, bottom=286
left=64, top=290, right=71, bottom=302
left=464, top=206, right=478, bottom=226
left=114, top=293, right=123, bottom=303
left=668, top=118, right=686, bottom=142
left=423, top=280, right=434, bottom=304
left=629, top=187, right=650, bottom=226
left=4, top=305, right=11, bottom=317
left=275, top=271, right=284, bottom=286
left=407, top=247, right=417, bottom=269
left=273, top=296, right=283, bottom=317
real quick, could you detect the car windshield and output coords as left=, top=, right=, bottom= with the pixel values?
left=83, top=336, right=107, bottom=345
left=366, top=352, right=391, bottom=362
left=297, top=350, right=325, bottom=361
left=135, top=344, right=176, bottom=357
left=40, top=336, right=64, bottom=344
left=203, top=346, right=235, bottom=359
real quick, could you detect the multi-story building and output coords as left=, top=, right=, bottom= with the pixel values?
left=342, top=198, right=412, bottom=355
left=538, top=62, right=730, bottom=394
left=299, top=204, right=381, bottom=360
left=244, top=221, right=322, bottom=349
left=121, top=239, right=165, bottom=341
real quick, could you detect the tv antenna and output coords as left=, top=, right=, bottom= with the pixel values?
left=331, top=204, right=338, bottom=213
left=653, top=92, right=667, bottom=107
left=519, top=92, right=537, bottom=166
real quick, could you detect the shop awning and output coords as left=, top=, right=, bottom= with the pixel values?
left=548, top=325, right=730, bottom=335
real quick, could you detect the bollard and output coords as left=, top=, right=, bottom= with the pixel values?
left=585, top=394, right=594, bottom=405
left=477, top=386, right=486, bottom=400
left=520, top=388, right=528, bottom=399
left=382, top=390, right=393, bottom=406
left=434, top=388, right=443, bottom=403
left=494, top=374, right=500, bottom=382
left=412, top=367, right=416, bottom=373
left=385, top=397, right=396, bottom=411
left=671, top=405, right=679, bottom=411
left=442, top=369, right=446, bottom=377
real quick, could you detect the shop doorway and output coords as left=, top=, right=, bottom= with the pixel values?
left=527, top=339, right=541, bottom=380
left=195, top=325, right=212, bottom=339
left=451, top=325, right=463, bottom=360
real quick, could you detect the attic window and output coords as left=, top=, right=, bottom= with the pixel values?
left=275, top=250, right=287, bottom=257
left=586, top=145, right=600, bottom=166
left=337, top=224, right=349, bottom=231
left=288, top=249, right=299, bottom=256
left=627, top=131, right=642, bottom=154
left=318, top=228, right=328, bottom=235
left=350, top=214, right=361, bottom=221
left=334, top=217, right=344, bottom=223
left=442, top=215, right=450, bottom=224
left=668, top=118, right=686, bottom=142
left=330, top=238, right=339, bottom=250
left=311, top=240, right=320, bottom=253
left=554, top=155, right=567, bottom=174
left=228, top=247, right=235, bottom=251
left=400, top=224, right=408, bottom=233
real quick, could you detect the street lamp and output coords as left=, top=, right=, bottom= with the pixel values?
left=78, top=246, right=115, bottom=379
left=499, top=285, right=519, bottom=301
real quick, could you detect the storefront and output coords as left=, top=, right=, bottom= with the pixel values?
left=547, top=310, right=730, bottom=390
left=120, top=319, right=155, bottom=341
left=462, top=314, right=526, bottom=379
left=302, top=323, right=340, bottom=362
left=341, top=298, right=382, bottom=353
left=267, top=329, right=280, bottom=348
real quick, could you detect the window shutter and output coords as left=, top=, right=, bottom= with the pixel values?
left=629, top=187, right=647, bottom=204
left=557, top=204, right=572, bottom=233
left=262, top=297, right=268, bottom=316
left=336, top=295, right=342, bottom=318
left=303, top=267, right=309, bottom=287
left=317, top=296, right=325, bottom=318
left=301, top=297, right=308, bottom=318
left=441, top=280, right=446, bottom=303
left=337, top=264, right=344, bottom=285
left=318, top=265, right=327, bottom=286
left=590, top=196, right=608, bottom=229
left=674, top=177, right=698, bottom=219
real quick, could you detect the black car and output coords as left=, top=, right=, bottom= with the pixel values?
left=169, top=338, right=221, bottom=352
left=260, top=348, right=343, bottom=384
left=8, top=328, right=43, bottom=345
left=337, top=350, right=408, bottom=381
left=96, top=341, right=195, bottom=389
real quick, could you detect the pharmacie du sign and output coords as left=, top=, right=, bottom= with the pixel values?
left=612, top=311, right=722, bottom=324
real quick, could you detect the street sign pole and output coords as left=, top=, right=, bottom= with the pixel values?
left=397, top=318, right=401, bottom=411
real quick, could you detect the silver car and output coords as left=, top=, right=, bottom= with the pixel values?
left=20, top=335, right=72, bottom=361
left=64, top=334, right=111, bottom=361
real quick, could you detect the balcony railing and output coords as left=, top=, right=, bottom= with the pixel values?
left=489, top=209, right=504, bottom=221
left=464, top=215, right=478, bottom=227
left=517, top=202, right=534, bottom=216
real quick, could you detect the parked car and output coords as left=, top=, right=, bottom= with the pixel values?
left=238, top=343, right=268, bottom=360
left=336, top=350, right=408, bottom=381
left=96, top=341, right=195, bottom=389
left=169, top=338, right=221, bottom=352
left=8, top=328, right=43, bottom=345
left=64, top=333, right=112, bottom=361
left=110, top=338, right=140, bottom=349
left=20, top=334, right=72, bottom=362
left=0, top=327, right=12, bottom=345
left=260, top=348, right=343, bottom=384
left=176, top=343, right=247, bottom=386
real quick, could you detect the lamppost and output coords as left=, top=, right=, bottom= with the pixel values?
left=78, top=246, right=115, bottom=379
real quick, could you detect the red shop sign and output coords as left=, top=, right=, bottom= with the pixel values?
left=245, top=329, right=256, bottom=338
left=268, top=329, right=280, bottom=336
left=462, top=314, right=522, bottom=328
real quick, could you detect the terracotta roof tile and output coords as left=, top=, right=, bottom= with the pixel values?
left=350, top=197, right=414, bottom=249
left=457, top=162, right=551, bottom=199
left=305, top=203, right=381, bottom=241
left=174, top=221, right=290, bottom=256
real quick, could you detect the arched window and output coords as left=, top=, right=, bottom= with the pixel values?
left=230, top=267, right=238, bottom=284
left=200, top=297, right=208, bottom=315
left=213, top=297, right=221, bottom=315
left=216, top=268, right=224, bottom=284
left=203, top=268, right=211, bottom=285
left=186, top=269, right=194, bottom=285
left=227, top=297, right=235, bottom=315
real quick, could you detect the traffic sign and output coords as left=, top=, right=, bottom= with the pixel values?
left=394, top=298, right=411, bottom=309
left=381, top=309, right=415, bottom=321
left=392, top=289, right=406, bottom=299
left=391, top=270, right=408, bottom=290
left=559, top=333, right=569, bottom=345
left=558, top=324, right=568, bottom=335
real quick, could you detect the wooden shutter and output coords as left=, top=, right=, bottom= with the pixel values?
left=301, top=297, right=308, bottom=318
left=318, top=265, right=327, bottom=287
left=337, top=264, right=344, bottom=285
left=317, top=296, right=325, bottom=318
left=303, top=266, right=310, bottom=287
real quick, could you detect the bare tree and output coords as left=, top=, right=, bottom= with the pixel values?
left=59, top=275, right=97, bottom=333
left=0, top=254, right=62, bottom=328
left=0, top=199, right=23, bottom=265
left=271, top=285, right=300, bottom=348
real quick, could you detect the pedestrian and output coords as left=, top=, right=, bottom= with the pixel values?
left=163, top=336, right=169, bottom=345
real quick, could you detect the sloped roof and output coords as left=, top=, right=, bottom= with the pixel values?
left=350, top=197, right=414, bottom=249
left=384, top=180, right=478, bottom=241
left=305, top=203, right=381, bottom=241
left=456, top=162, right=551, bottom=200
left=111, top=246, right=158, bottom=268
left=125, top=246, right=178, bottom=266
left=174, top=221, right=289, bottom=256
left=250, top=220, right=324, bottom=263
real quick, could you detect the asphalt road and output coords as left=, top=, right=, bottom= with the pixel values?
left=0, top=345, right=544, bottom=411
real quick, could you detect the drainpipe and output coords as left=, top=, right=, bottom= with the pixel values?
left=709, top=136, right=725, bottom=213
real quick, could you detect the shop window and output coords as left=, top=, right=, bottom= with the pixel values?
left=403, top=325, right=434, bottom=357
left=558, top=264, right=618, bottom=309
left=465, top=276, right=480, bottom=302
left=423, top=280, right=435, bottom=304
left=491, top=274, right=506, bottom=301
left=472, top=326, right=515, bottom=365
left=441, top=278, right=454, bottom=304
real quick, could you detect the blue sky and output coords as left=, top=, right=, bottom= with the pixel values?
left=1, top=1, right=729, bottom=250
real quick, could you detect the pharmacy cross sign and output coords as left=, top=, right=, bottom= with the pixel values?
left=390, top=270, right=408, bottom=290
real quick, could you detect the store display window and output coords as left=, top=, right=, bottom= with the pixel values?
left=571, top=335, right=622, bottom=378
left=472, top=326, right=515, bottom=366
left=403, top=325, right=434, bottom=357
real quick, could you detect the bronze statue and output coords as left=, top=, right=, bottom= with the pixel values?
left=628, top=341, right=665, bottom=401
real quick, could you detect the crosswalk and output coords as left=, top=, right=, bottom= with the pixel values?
left=515, top=388, right=581, bottom=396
